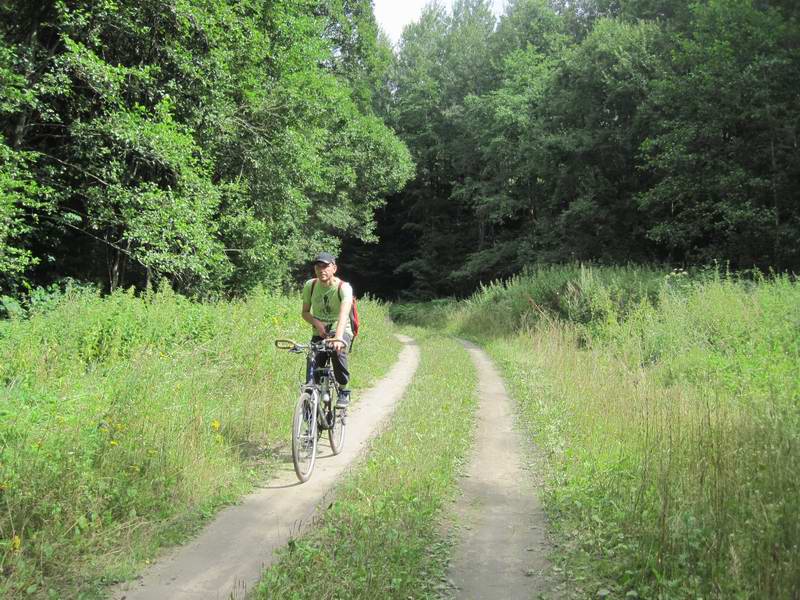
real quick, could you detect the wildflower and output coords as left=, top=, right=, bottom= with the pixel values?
left=110, top=440, right=119, bottom=446
left=11, top=534, right=21, bottom=552
left=211, top=419, right=221, bottom=432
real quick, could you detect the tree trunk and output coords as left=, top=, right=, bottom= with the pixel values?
left=109, top=247, right=121, bottom=292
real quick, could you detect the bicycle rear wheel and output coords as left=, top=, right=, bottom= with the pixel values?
left=292, top=391, right=318, bottom=482
left=328, top=402, right=346, bottom=455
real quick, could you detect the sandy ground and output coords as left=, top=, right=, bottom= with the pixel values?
left=112, top=334, right=420, bottom=600
left=447, top=340, right=554, bottom=600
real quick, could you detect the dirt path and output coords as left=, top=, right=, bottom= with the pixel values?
left=113, top=334, right=419, bottom=600
left=447, top=340, right=554, bottom=599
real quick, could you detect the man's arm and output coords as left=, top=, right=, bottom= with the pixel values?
left=302, top=302, right=328, bottom=338
left=331, top=287, right=353, bottom=353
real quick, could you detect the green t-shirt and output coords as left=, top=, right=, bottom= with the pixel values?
left=302, top=278, right=354, bottom=337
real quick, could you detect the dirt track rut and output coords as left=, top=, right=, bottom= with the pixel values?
left=447, top=340, right=554, bottom=599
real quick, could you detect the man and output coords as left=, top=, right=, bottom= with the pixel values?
left=301, top=252, right=354, bottom=408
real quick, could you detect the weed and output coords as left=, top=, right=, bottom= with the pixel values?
left=396, top=265, right=800, bottom=599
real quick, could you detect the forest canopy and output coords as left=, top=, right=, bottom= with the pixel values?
left=0, top=0, right=413, bottom=296
left=2, top=0, right=799, bottom=301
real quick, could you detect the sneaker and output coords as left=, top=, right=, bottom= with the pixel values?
left=336, top=390, right=350, bottom=408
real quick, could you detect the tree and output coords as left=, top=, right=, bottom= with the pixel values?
left=375, top=0, right=501, bottom=298
left=639, top=0, right=800, bottom=268
left=0, top=0, right=412, bottom=295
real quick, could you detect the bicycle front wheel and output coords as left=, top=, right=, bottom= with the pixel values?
left=328, top=403, right=346, bottom=455
left=292, top=391, right=318, bottom=482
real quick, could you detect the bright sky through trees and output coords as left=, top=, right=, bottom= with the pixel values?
left=374, top=0, right=506, bottom=45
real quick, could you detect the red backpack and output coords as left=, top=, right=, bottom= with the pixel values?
left=310, top=279, right=360, bottom=345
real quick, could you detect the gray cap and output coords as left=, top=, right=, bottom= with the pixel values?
left=313, top=252, right=336, bottom=265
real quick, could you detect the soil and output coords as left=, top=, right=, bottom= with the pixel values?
left=112, top=334, right=420, bottom=600
left=446, top=340, right=556, bottom=600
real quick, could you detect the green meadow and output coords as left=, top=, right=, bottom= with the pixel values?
left=0, top=286, right=399, bottom=598
left=1, top=265, right=798, bottom=599
left=394, top=265, right=800, bottom=598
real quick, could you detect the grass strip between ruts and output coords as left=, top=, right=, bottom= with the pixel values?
left=256, top=329, right=478, bottom=599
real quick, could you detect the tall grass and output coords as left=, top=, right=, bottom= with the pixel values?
left=395, top=265, right=800, bottom=598
left=0, top=286, right=399, bottom=598
left=392, top=263, right=665, bottom=338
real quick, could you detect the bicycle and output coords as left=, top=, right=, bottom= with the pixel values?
left=275, top=338, right=348, bottom=482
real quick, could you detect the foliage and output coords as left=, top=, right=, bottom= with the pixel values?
left=639, top=0, right=800, bottom=269
left=0, top=286, right=400, bottom=597
left=0, top=142, right=50, bottom=291
left=392, top=263, right=667, bottom=337
left=350, top=0, right=800, bottom=299
left=0, top=0, right=412, bottom=296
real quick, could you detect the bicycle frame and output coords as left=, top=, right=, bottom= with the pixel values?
left=305, top=342, right=339, bottom=431
left=277, top=338, right=345, bottom=430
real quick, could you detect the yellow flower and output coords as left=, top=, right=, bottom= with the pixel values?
left=110, top=440, right=119, bottom=446
left=11, top=534, right=21, bottom=552
left=211, top=419, right=221, bottom=432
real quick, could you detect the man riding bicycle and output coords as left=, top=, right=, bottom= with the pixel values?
left=301, top=252, right=354, bottom=408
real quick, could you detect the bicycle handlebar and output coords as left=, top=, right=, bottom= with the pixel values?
left=275, top=338, right=347, bottom=352
left=275, top=338, right=300, bottom=350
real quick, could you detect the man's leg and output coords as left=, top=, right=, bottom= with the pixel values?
left=306, top=336, right=329, bottom=384
left=332, top=334, right=352, bottom=407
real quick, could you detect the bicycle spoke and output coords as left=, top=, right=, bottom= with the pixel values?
left=328, top=390, right=347, bottom=455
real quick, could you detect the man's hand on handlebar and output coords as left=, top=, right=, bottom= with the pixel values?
left=323, top=333, right=346, bottom=354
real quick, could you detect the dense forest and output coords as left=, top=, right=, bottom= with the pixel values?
left=345, top=0, right=800, bottom=298
left=2, top=0, right=799, bottom=302
left=0, top=0, right=413, bottom=297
